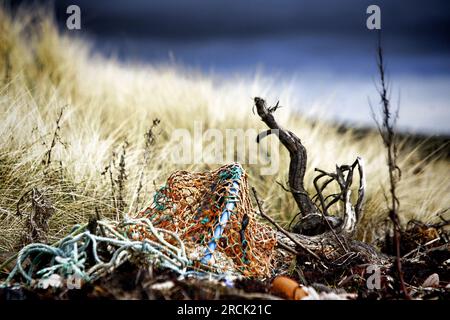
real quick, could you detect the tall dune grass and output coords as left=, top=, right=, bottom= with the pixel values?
left=0, top=7, right=448, bottom=255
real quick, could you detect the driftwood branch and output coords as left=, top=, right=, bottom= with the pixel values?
left=254, top=97, right=318, bottom=217
left=252, top=97, right=385, bottom=267
left=254, top=97, right=365, bottom=237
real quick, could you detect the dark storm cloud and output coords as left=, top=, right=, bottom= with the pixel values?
left=7, top=0, right=450, bottom=133
left=11, top=0, right=450, bottom=51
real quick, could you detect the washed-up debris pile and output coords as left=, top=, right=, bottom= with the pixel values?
left=0, top=163, right=277, bottom=293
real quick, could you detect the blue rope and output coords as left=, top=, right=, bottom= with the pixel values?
left=201, top=164, right=243, bottom=265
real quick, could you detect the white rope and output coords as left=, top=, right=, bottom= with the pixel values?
left=2, top=217, right=189, bottom=287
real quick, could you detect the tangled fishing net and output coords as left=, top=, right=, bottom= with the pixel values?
left=132, top=162, right=277, bottom=277
left=2, top=163, right=276, bottom=288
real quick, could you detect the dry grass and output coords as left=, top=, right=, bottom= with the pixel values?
left=0, top=7, right=448, bottom=255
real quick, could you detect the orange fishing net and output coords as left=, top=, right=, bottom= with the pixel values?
left=130, top=163, right=276, bottom=277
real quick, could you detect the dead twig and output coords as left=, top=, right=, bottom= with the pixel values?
left=401, top=237, right=441, bottom=259
left=43, top=106, right=67, bottom=167
left=16, top=188, right=55, bottom=245
left=101, top=141, right=129, bottom=220
left=132, top=119, right=161, bottom=213
left=370, top=33, right=410, bottom=299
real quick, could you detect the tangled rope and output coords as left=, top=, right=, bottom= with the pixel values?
left=3, top=218, right=189, bottom=286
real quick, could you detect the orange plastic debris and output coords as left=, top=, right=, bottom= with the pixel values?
left=271, top=276, right=308, bottom=300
